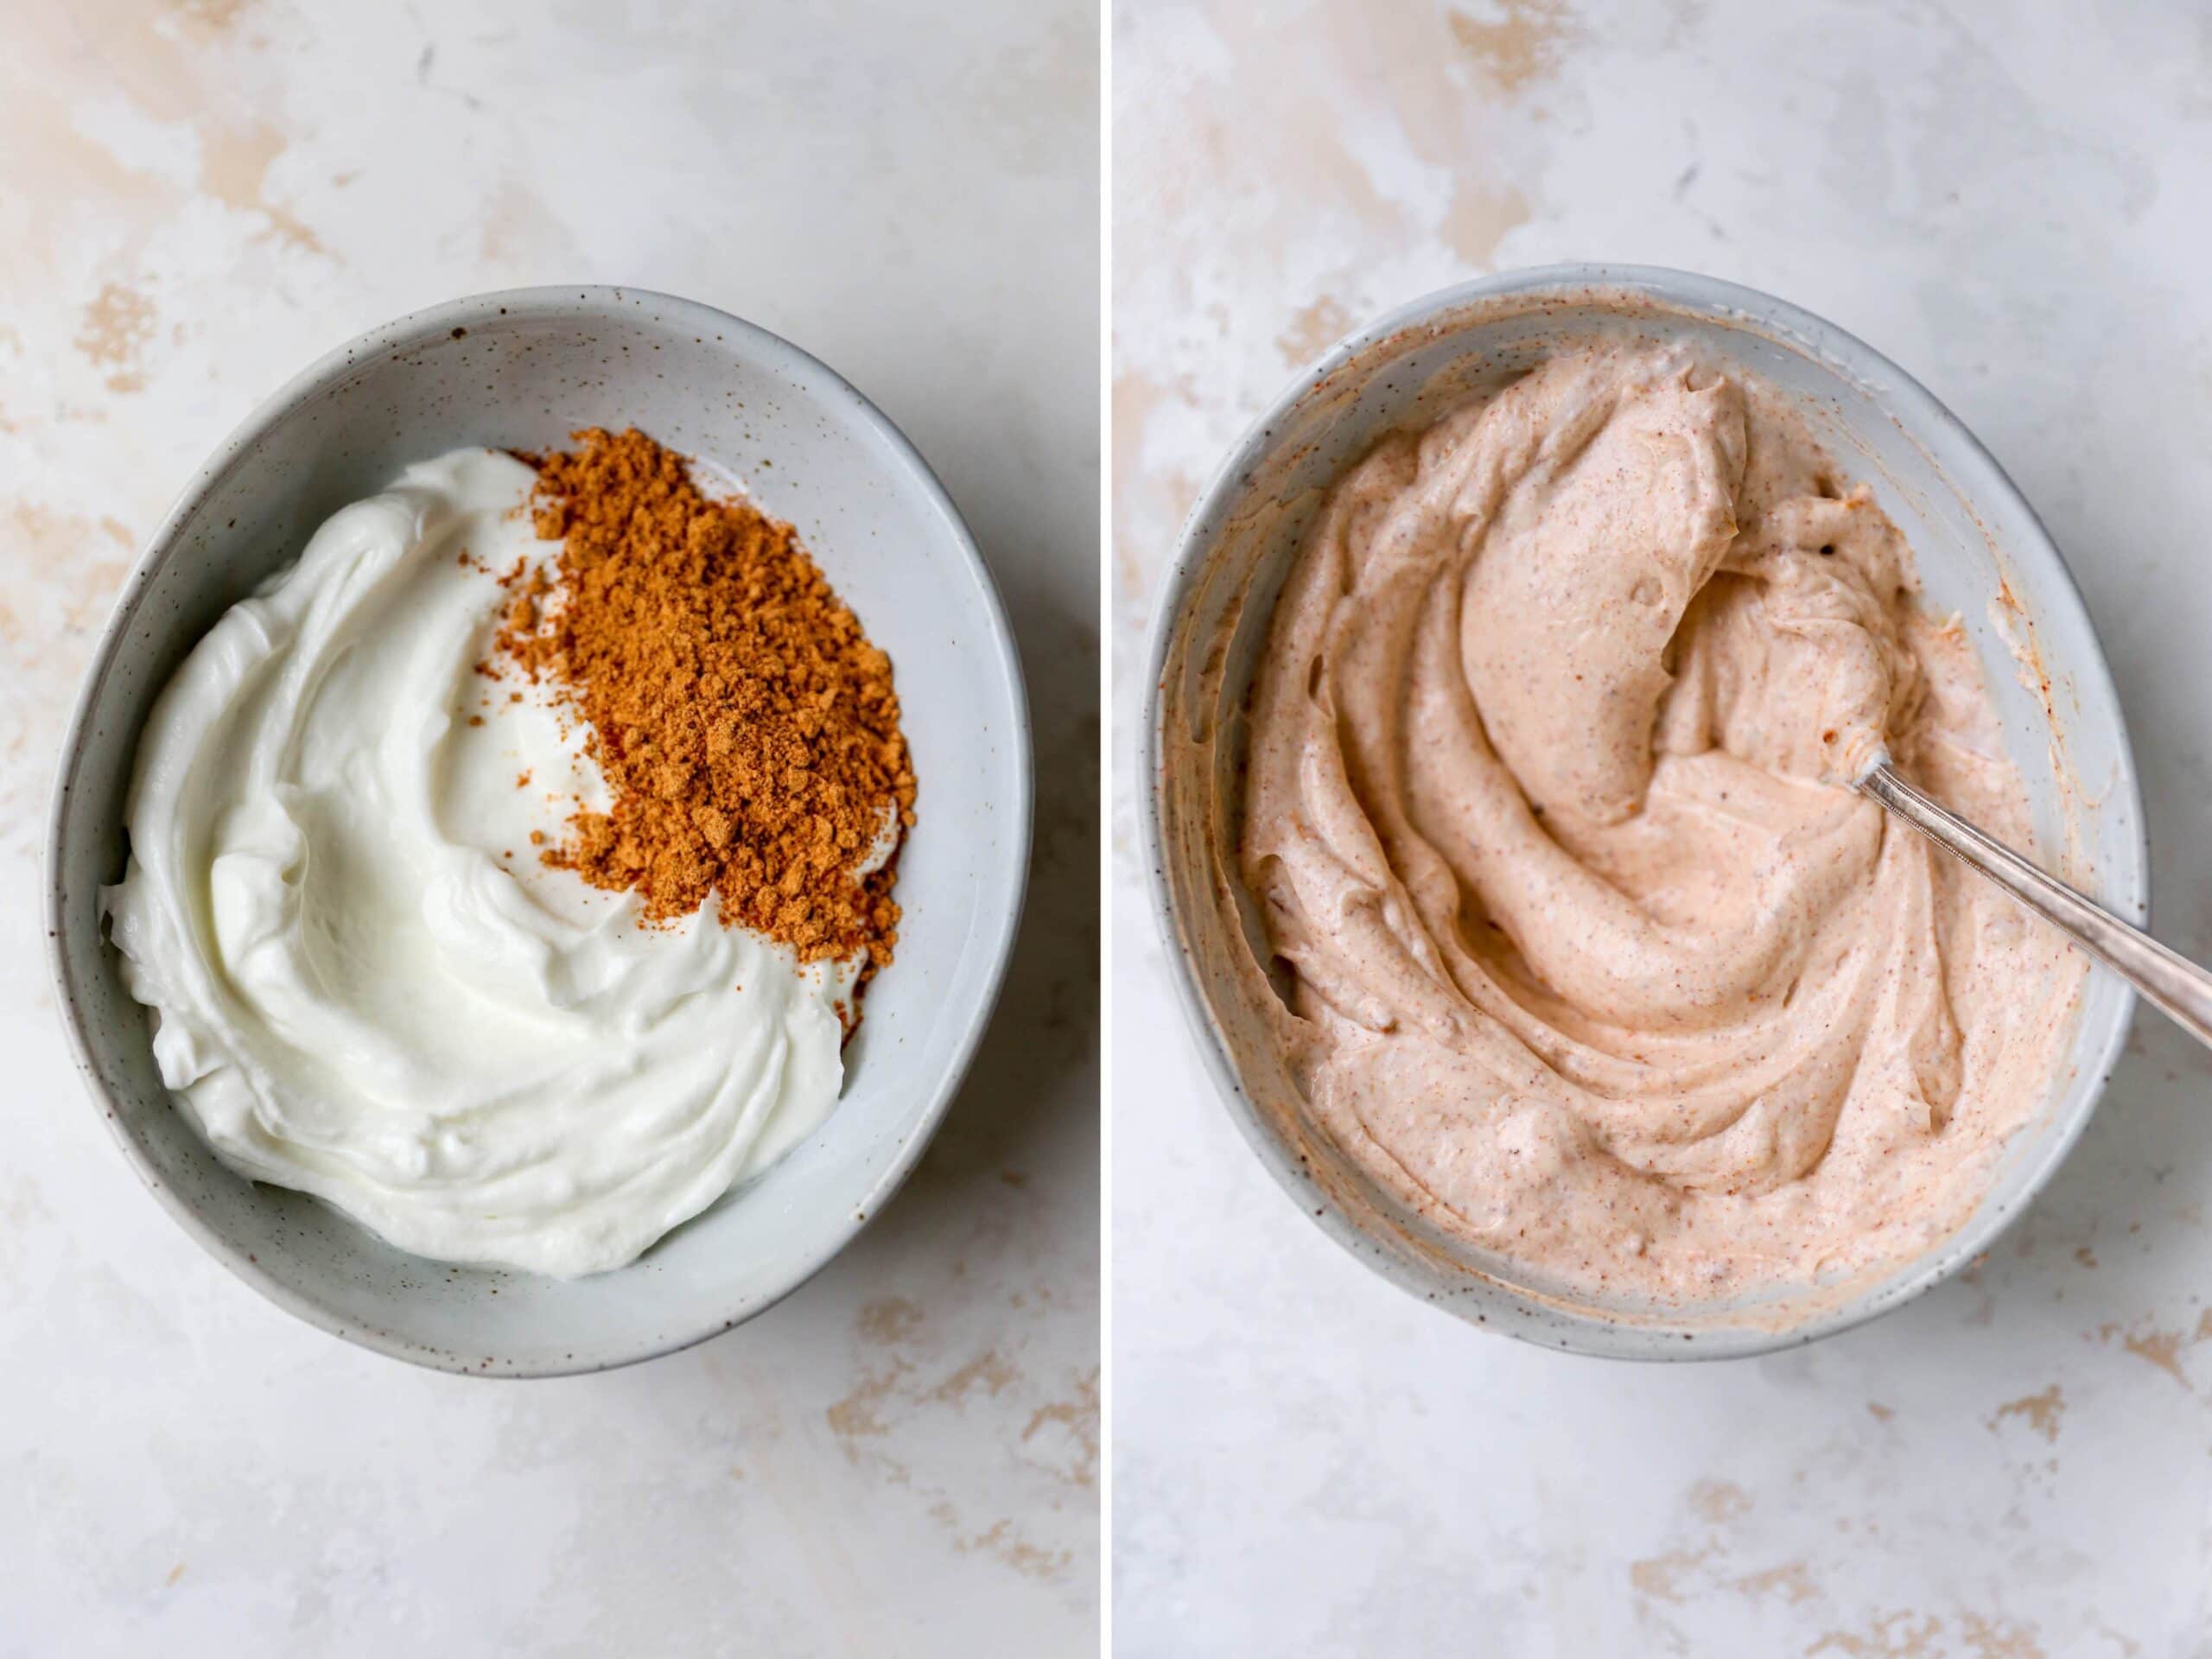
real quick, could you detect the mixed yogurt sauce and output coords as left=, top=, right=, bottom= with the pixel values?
left=106, top=450, right=855, bottom=1276
left=1239, top=343, right=2085, bottom=1308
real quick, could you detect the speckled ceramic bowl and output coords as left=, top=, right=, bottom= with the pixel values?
left=48, top=286, right=1030, bottom=1376
left=1141, top=264, right=2145, bottom=1359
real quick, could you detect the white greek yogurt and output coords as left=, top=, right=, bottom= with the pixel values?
left=105, top=448, right=855, bottom=1276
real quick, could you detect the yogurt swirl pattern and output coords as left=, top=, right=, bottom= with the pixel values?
left=106, top=450, right=850, bottom=1276
left=1240, top=345, right=2083, bottom=1306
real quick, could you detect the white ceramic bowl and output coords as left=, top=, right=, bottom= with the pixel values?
left=48, top=286, right=1030, bottom=1376
left=1141, top=265, right=2145, bottom=1359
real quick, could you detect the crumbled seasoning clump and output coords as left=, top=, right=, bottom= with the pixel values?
left=490, top=428, right=914, bottom=972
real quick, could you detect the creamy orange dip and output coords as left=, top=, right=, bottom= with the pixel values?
left=1239, top=342, right=2084, bottom=1308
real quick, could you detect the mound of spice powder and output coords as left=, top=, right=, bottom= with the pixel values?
left=489, top=428, right=915, bottom=975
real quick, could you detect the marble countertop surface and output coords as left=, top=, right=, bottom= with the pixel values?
left=1112, top=0, right=2212, bottom=1652
left=2, top=2, right=1097, bottom=1653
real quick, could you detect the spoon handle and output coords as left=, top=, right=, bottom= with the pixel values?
left=1860, top=760, right=2211, bottom=1049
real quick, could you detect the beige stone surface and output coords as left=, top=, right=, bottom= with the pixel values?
left=2, top=3, right=1099, bottom=1652
left=1113, top=1, right=2212, bottom=1652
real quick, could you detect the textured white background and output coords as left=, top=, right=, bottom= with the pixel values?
left=1, top=2, right=1097, bottom=1654
left=1114, top=1, right=2212, bottom=1654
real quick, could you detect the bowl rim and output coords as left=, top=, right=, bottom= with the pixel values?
left=1138, top=261, right=2147, bottom=1361
left=44, top=283, right=1033, bottom=1377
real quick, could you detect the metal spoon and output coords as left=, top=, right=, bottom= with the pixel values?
left=1858, top=759, right=2211, bottom=1047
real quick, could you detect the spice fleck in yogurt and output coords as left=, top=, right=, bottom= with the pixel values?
left=106, top=435, right=912, bottom=1276
left=1238, top=342, right=2083, bottom=1308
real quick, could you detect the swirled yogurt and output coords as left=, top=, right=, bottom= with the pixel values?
left=105, top=448, right=853, bottom=1276
left=1239, top=344, right=2086, bottom=1309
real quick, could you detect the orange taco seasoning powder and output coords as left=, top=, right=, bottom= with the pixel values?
left=489, top=429, right=915, bottom=979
